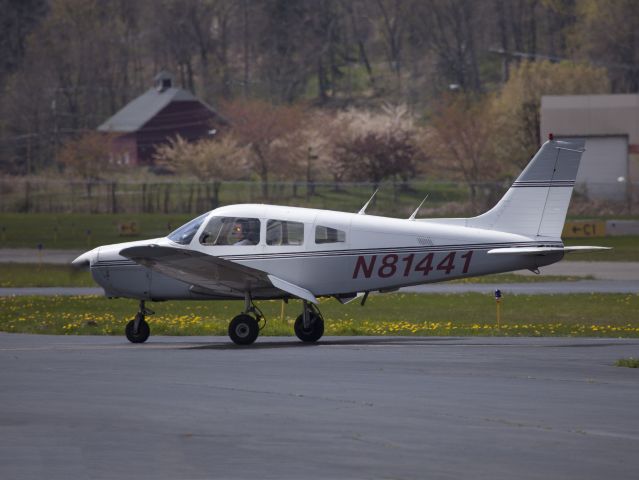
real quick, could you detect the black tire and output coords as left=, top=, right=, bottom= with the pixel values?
left=228, top=314, right=259, bottom=345
left=125, top=316, right=150, bottom=344
left=294, top=313, right=324, bottom=342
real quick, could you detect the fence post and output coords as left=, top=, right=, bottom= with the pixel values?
left=111, top=181, right=117, bottom=213
left=24, top=180, right=31, bottom=212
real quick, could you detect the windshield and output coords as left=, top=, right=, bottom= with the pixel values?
left=167, top=213, right=209, bottom=245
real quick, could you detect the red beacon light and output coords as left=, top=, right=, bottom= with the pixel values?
left=548, top=133, right=554, bottom=140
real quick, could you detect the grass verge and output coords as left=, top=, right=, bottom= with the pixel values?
left=0, top=264, right=94, bottom=287
left=563, top=236, right=639, bottom=262
left=615, top=358, right=639, bottom=368
left=1, top=293, right=637, bottom=337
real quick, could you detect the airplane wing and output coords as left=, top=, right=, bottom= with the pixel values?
left=487, top=246, right=611, bottom=256
left=119, top=245, right=318, bottom=304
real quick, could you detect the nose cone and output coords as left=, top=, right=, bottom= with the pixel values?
left=71, top=249, right=97, bottom=269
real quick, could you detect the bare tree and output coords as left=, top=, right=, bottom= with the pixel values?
left=411, top=0, right=484, bottom=92
left=221, top=99, right=305, bottom=198
left=428, top=94, right=499, bottom=210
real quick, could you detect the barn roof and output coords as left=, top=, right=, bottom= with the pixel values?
left=98, top=86, right=220, bottom=133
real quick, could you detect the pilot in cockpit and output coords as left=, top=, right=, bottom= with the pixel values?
left=231, top=220, right=257, bottom=246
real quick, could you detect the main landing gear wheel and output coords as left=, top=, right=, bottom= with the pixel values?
left=228, top=314, right=260, bottom=345
left=228, top=292, right=265, bottom=346
left=125, top=300, right=153, bottom=344
left=294, top=302, right=324, bottom=343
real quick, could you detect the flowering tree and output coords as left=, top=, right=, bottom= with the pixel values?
left=154, top=134, right=248, bottom=208
left=331, top=104, right=426, bottom=186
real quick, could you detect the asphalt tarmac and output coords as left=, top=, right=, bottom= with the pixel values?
left=1, top=334, right=638, bottom=480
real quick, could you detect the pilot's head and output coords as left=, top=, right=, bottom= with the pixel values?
left=231, top=220, right=248, bottom=240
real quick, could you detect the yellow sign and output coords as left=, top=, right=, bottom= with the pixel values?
left=562, top=221, right=606, bottom=238
left=118, top=221, right=139, bottom=236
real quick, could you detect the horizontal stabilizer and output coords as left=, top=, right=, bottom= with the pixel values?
left=488, top=246, right=611, bottom=256
left=563, top=246, right=612, bottom=254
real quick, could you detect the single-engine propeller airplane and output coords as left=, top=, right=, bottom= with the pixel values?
left=73, top=136, right=609, bottom=345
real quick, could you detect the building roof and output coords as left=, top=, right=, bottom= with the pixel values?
left=98, top=86, right=218, bottom=133
left=541, top=94, right=639, bottom=145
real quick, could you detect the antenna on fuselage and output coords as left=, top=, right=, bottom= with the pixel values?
left=408, top=194, right=429, bottom=221
left=358, top=188, right=379, bottom=215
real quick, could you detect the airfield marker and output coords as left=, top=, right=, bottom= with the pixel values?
left=494, top=289, right=502, bottom=328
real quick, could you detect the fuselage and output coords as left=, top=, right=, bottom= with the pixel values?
left=75, top=204, right=564, bottom=301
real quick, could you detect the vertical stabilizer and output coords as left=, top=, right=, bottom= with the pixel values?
left=468, top=138, right=585, bottom=238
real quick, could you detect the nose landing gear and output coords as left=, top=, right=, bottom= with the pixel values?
left=125, top=300, right=154, bottom=343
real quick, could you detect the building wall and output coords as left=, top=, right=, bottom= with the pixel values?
left=136, top=101, right=223, bottom=165
left=540, top=94, right=639, bottom=201
left=109, top=133, right=138, bottom=166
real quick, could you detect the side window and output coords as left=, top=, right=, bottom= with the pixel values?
left=315, top=225, right=346, bottom=244
left=199, top=217, right=260, bottom=246
left=266, top=220, right=304, bottom=246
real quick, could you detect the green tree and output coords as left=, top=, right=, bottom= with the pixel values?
left=492, top=60, right=609, bottom=169
left=571, top=0, right=639, bottom=93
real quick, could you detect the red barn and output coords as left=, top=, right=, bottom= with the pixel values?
left=98, top=71, right=226, bottom=167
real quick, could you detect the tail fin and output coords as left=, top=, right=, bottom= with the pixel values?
left=469, top=137, right=585, bottom=238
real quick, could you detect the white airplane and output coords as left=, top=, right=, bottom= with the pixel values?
left=73, top=137, right=608, bottom=345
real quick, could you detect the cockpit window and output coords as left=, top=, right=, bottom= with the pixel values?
left=167, top=213, right=208, bottom=245
left=200, top=217, right=261, bottom=246
left=266, top=220, right=304, bottom=245
left=315, top=225, right=346, bottom=244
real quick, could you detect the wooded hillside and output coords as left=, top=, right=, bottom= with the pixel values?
left=1, top=0, right=637, bottom=181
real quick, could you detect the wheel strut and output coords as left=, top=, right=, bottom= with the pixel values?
left=302, top=300, right=322, bottom=329
left=243, top=291, right=266, bottom=330
left=133, top=300, right=155, bottom=334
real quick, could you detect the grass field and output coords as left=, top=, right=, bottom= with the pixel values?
left=0, top=213, right=636, bottom=261
left=0, top=213, right=192, bottom=250
left=563, top=236, right=639, bottom=261
left=1, top=293, right=637, bottom=338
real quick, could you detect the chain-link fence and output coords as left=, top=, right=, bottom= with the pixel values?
left=0, top=177, right=636, bottom=217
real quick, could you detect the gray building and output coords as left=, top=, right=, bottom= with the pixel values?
left=540, top=94, right=639, bottom=202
